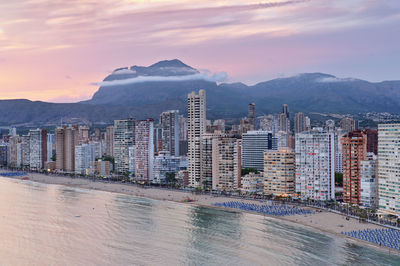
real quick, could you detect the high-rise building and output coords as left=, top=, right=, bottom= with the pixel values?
left=56, top=126, right=78, bottom=172
left=113, top=119, right=135, bottom=174
left=211, top=137, right=241, bottom=191
left=29, top=129, right=47, bottom=170
left=187, top=90, right=206, bottom=188
left=78, top=126, right=90, bottom=144
left=128, top=146, right=135, bottom=175
left=264, top=148, right=295, bottom=196
left=47, top=133, right=55, bottom=162
left=134, top=119, right=154, bottom=182
left=105, top=126, right=114, bottom=157
left=0, top=144, right=7, bottom=166
left=341, top=130, right=367, bottom=205
left=295, top=129, right=335, bottom=201
left=201, top=132, right=223, bottom=190
left=279, top=113, right=290, bottom=133
left=282, top=104, right=289, bottom=119
left=364, top=129, right=378, bottom=155
left=159, top=110, right=180, bottom=156
left=21, top=135, right=30, bottom=168
left=248, top=103, right=256, bottom=129
left=340, top=117, right=356, bottom=132
left=7, top=136, right=22, bottom=168
left=377, top=123, right=400, bottom=216
left=294, top=112, right=306, bottom=133
left=242, top=131, right=273, bottom=171
left=75, top=143, right=95, bottom=174
left=360, top=153, right=377, bottom=208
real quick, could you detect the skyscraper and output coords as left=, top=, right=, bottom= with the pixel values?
left=105, top=126, right=114, bottom=157
left=113, top=118, right=135, bottom=174
left=248, top=103, right=256, bottom=129
left=212, top=137, right=242, bottom=191
left=242, top=131, right=273, bottom=171
left=29, top=129, right=47, bottom=170
left=377, top=123, right=400, bottom=216
left=364, top=129, right=378, bottom=155
left=295, top=129, right=335, bottom=201
left=264, top=148, right=295, bottom=196
left=201, top=132, right=223, bottom=190
left=294, top=112, right=306, bottom=133
left=340, top=117, right=356, bottom=132
left=341, top=130, right=367, bottom=205
left=159, top=110, right=180, bottom=156
left=56, top=125, right=78, bottom=172
left=187, top=90, right=206, bottom=188
left=282, top=104, right=289, bottom=119
left=134, top=119, right=154, bottom=183
left=279, top=104, right=291, bottom=134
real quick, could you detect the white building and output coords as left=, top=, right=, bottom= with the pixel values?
left=187, top=90, right=206, bottom=187
left=75, top=143, right=96, bottom=174
left=128, top=146, right=135, bottom=175
left=241, top=172, right=263, bottom=194
left=153, top=151, right=183, bottom=184
left=360, top=153, right=377, bottom=208
left=113, top=118, right=135, bottom=174
left=295, top=128, right=335, bottom=201
left=241, top=131, right=273, bottom=172
left=377, top=123, right=400, bottom=216
left=29, top=129, right=46, bottom=170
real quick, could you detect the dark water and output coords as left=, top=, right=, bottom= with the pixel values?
left=0, top=178, right=399, bottom=265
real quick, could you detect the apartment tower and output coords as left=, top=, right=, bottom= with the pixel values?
left=187, top=90, right=206, bottom=188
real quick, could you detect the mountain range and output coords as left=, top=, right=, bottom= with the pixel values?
left=1, top=59, right=400, bottom=127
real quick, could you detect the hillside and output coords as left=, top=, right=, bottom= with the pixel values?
left=0, top=59, right=400, bottom=126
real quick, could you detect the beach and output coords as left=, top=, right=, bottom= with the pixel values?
left=1, top=170, right=397, bottom=254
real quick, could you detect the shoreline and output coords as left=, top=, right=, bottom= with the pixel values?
left=1, top=170, right=399, bottom=255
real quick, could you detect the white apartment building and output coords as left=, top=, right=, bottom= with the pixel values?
left=377, top=123, right=400, bottom=216
left=187, top=90, right=206, bottom=188
left=295, top=128, right=335, bottom=201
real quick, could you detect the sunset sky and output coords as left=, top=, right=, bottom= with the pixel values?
left=0, top=0, right=399, bottom=102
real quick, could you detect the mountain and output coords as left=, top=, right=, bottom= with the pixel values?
left=0, top=59, right=400, bottom=126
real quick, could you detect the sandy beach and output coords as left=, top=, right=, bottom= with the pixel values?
left=1, top=170, right=398, bottom=254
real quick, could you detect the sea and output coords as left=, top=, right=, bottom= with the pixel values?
left=0, top=177, right=399, bottom=265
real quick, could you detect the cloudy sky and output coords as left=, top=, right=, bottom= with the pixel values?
left=0, top=0, right=399, bottom=102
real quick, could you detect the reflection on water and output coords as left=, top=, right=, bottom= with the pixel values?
left=0, top=177, right=399, bottom=265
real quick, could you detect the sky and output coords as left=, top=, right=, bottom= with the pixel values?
left=0, top=0, right=399, bottom=102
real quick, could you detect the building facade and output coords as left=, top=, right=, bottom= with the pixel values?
left=159, top=110, right=180, bottom=156
left=134, top=119, right=154, bottom=182
left=187, top=90, right=206, bottom=188
left=113, top=119, right=135, bottom=174
left=341, top=130, right=367, bottom=205
left=211, top=137, right=241, bottom=191
left=360, top=153, right=377, bottom=208
left=377, top=123, right=400, bottom=216
left=264, top=148, right=295, bottom=196
left=242, top=131, right=273, bottom=171
left=295, top=129, right=335, bottom=201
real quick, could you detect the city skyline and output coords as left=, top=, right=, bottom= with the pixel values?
left=0, top=0, right=399, bottom=102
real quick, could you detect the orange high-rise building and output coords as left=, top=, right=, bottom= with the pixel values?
left=341, top=130, right=367, bottom=205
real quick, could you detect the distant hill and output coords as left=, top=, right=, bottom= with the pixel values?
left=0, top=59, right=400, bottom=126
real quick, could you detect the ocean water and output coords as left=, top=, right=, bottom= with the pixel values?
left=0, top=178, right=399, bottom=265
